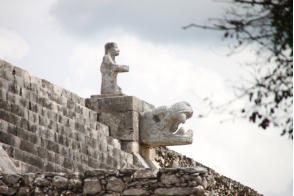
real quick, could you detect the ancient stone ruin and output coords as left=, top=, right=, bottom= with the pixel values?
left=0, top=42, right=262, bottom=195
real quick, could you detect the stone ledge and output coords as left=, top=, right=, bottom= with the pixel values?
left=86, top=95, right=154, bottom=113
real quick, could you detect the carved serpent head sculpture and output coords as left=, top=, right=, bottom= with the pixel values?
left=140, top=102, right=193, bottom=147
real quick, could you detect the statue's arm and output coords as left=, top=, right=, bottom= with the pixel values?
left=103, top=55, right=129, bottom=73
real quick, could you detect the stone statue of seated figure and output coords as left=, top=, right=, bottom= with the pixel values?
left=100, top=42, right=129, bottom=95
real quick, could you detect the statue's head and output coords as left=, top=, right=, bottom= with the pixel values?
left=105, top=42, right=120, bottom=56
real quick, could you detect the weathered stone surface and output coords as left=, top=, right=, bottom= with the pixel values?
left=0, top=168, right=262, bottom=196
left=121, top=141, right=139, bottom=153
left=140, top=102, right=193, bottom=147
left=99, top=111, right=139, bottom=141
left=0, top=185, right=17, bottom=195
left=83, top=177, right=102, bottom=195
left=68, top=178, right=82, bottom=190
left=160, top=174, right=180, bottom=185
left=33, top=187, right=43, bottom=196
left=86, top=96, right=154, bottom=113
left=22, top=173, right=36, bottom=186
left=52, top=175, right=68, bottom=189
left=2, top=173, right=21, bottom=185
left=100, top=42, right=129, bottom=95
left=34, top=176, right=50, bottom=187
left=133, top=169, right=158, bottom=179
left=154, top=187, right=199, bottom=195
left=17, top=186, right=30, bottom=196
left=106, top=177, right=125, bottom=192
left=123, top=188, right=149, bottom=196
left=85, top=169, right=116, bottom=177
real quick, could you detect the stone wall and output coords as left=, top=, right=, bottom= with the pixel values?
left=154, top=147, right=262, bottom=196
left=0, top=168, right=218, bottom=196
left=0, top=167, right=262, bottom=196
left=0, top=59, right=137, bottom=173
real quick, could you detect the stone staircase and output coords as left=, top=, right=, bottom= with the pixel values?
left=0, top=59, right=136, bottom=173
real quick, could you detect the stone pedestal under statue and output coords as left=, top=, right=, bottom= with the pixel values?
left=86, top=95, right=153, bottom=154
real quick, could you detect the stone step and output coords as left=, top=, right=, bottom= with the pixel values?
left=1, top=84, right=100, bottom=131
left=0, top=91, right=109, bottom=138
left=0, top=108, right=119, bottom=161
left=0, top=135, right=132, bottom=172
left=0, top=133, right=98, bottom=172
left=0, top=109, right=90, bottom=149
left=0, top=118, right=132, bottom=171
left=0, top=118, right=115, bottom=162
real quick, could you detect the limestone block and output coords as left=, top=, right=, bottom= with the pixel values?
left=6, top=91, right=17, bottom=104
left=19, top=97, right=29, bottom=109
left=10, top=102, right=26, bottom=118
left=0, top=119, right=9, bottom=132
left=99, top=111, right=139, bottom=141
left=28, top=111, right=38, bottom=124
left=133, top=169, right=158, bottom=179
left=0, top=78, right=9, bottom=93
left=0, top=185, right=17, bottom=195
left=96, top=122, right=109, bottom=136
left=86, top=96, right=154, bottom=113
left=88, top=157, right=99, bottom=168
left=41, top=79, right=54, bottom=93
left=122, top=151, right=133, bottom=165
left=19, top=139, right=37, bottom=155
left=29, top=75, right=42, bottom=92
left=123, top=188, right=149, bottom=196
left=121, top=141, right=139, bottom=153
left=46, top=140, right=60, bottom=154
left=0, top=88, right=7, bottom=101
left=106, top=137, right=121, bottom=149
left=160, top=174, right=180, bottom=185
left=63, top=157, right=74, bottom=170
left=0, top=99, right=10, bottom=111
left=106, top=177, right=125, bottom=192
left=0, top=128, right=20, bottom=147
left=17, top=186, right=30, bottom=196
left=154, top=187, right=201, bottom=196
left=52, top=175, right=68, bottom=189
left=0, top=61, right=14, bottom=81
left=34, top=175, right=50, bottom=187
left=17, top=128, right=38, bottom=145
left=15, top=149, right=44, bottom=170
left=68, top=178, right=82, bottom=190
left=0, top=59, right=13, bottom=73
left=106, top=155, right=114, bottom=167
left=0, top=110, right=21, bottom=128
left=107, top=145, right=114, bottom=157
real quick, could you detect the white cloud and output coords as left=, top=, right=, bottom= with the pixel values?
left=0, top=28, right=30, bottom=60
left=50, top=0, right=224, bottom=43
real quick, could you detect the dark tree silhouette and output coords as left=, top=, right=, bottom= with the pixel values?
left=184, top=0, right=293, bottom=138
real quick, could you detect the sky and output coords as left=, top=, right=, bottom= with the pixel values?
left=0, top=0, right=292, bottom=195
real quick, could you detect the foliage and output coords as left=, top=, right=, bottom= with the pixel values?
left=184, top=0, right=293, bottom=138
